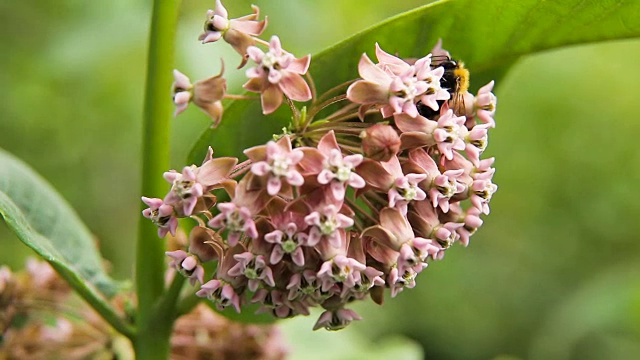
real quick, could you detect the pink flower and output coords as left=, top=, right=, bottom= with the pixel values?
left=363, top=207, right=439, bottom=274
left=432, top=109, right=467, bottom=160
left=470, top=177, right=498, bottom=215
left=448, top=204, right=483, bottom=247
left=286, top=270, right=322, bottom=301
left=346, top=266, right=385, bottom=299
left=244, top=36, right=311, bottom=114
left=316, top=131, right=365, bottom=201
left=163, top=166, right=204, bottom=216
left=198, top=0, right=267, bottom=65
left=408, top=149, right=465, bottom=212
left=208, top=202, right=258, bottom=246
left=141, top=197, right=177, bottom=238
left=388, top=266, right=418, bottom=298
left=346, top=53, right=393, bottom=116
left=408, top=200, right=461, bottom=251
left=304, top=204, right=354, bottom=247
left=347, top=44, right=449, bottom=119
left=359, top=155, right=426, bottom=214
left=388, top=173, right=427, bottom=215
left=163, top=150, right=237, bottom=216
left=228, top=252, right=275, bottom=292
left=196, top=279, right=241, bottom=313
left=252, top=289, right=309, bottom=318
left=166, top=250, right=205, bottom=286
left=171, top=67, right=227, bottom=127
left=465, top=124, right=490, bottom=164
left=317, top=255, right=366, bottom=294
left=313, top=308, right=362, bottom=331
left=247, top=136, right=304, bottom=196
left=172, top=69, right=192, bottom=116
left=474, top=80, right=497, bottom=127
left=264, top=221, right=307, bottom=267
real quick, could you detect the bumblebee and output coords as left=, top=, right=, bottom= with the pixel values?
left=417, top=57, right=470, bottom=119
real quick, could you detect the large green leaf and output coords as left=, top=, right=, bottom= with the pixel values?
left=188, top=0, right=640, bottom=163
left=0, top=148, right=127, bottom=328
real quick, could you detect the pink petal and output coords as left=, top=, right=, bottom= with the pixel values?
left=357, top=53, right=391, bottom=84
left=375, top=43, right=407, bottom=68
left=267, top=176, right=282, bottom=195
left=330, top=181, right=346, bottom=200
left=246, top=46, right=264, bottom=63
left=317, top=169, right=334, bottom=184
left=286, top=171, right=304, bottom=186
left=251, top=161, right=271, bottom=176
left=379, top=207, right=413, bottom=243
left=270, top=247, right=285, bottom=264
left=346, top=80, right=389, bottom=104
left=278, top=72, right=312, bottom=102
left=260, top=84, right=284, bottom=114
left=348, top=173, right=365, bottom=188
left=202, top=31, right=222, bottom=44
left=317, top=130, right=340, bottom=154
left=214, top=0, right=228, bottom=18
left=288, top=55, right=311, bottom=74
left=230, top=18, right=267, bottom=36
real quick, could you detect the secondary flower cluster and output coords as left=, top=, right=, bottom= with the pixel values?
left=0, top=260, right=288, bottom=359
left=146, top=0, right=498, bottom=331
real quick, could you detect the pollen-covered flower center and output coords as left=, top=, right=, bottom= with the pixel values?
left=475, top=183, right=496, bottom=201
left=336, top=166, right=352, bottom=182
left=296, top=276, right=317, bottom=294
left=271, top=154, right=292, bottom=177
left=435, top=178, right=457, bottom=198
left=397, top=77, right=423, bottom=101
left=433, top=227, right=455, bottom=249
left=441, top=124, right=461, bottom=143
left=226, top=211, right=246, bottom=232
left=332, top=264, right=350, bottom=282
left=244, top=267, right=259, bottom=280
left=261, top=52, right=280, bottom=71
left=173, top=179, right=196, bottom=198
left=281, top=235, right=298, bottom=253
left=471, top=138, right=487, bottom=151
left=150, top=209, right=171, bottom=227
left=400, top=269, right=416, bottom=284
left=398, top=185, right=419, bottom=201
left=319, top=215, right=339, bottom=235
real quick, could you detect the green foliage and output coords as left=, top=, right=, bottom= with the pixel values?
left=282, top=312, right=423, bottom=360
left=0, top=148, right=121, bottom=298
left=0, top=148, right=133, bottom=337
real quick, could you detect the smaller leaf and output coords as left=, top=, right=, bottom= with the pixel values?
left=0, top=148, right=130, bottom=334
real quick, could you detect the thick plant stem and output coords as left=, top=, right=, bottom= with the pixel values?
left=136, top=0, right=181, bottom=359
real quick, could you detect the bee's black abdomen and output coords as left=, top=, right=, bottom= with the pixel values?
left=416, top=100, right=445, bottom=119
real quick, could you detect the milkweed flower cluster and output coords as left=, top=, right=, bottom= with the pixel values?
left=147, top=0, right=498, bottom=331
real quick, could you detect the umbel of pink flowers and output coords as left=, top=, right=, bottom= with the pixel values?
left=144, top=0, right=498, bottom=331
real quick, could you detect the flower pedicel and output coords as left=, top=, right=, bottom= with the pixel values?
left=147, top=0, right=498, bottom=331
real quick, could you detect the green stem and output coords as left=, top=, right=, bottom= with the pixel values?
left=48, top=263, right=136, bottom=339
left=136, top=0, right=181, bottom=358
left=176, top=291, right=202, bottom=316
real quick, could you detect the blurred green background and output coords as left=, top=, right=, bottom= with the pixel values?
left=2, top=0, right=640, bottom=359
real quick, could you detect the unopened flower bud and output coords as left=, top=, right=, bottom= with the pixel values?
left=360, top=124, right=400, bottom=161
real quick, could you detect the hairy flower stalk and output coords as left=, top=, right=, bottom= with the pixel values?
left=144, top=0, right=498, bottom=331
